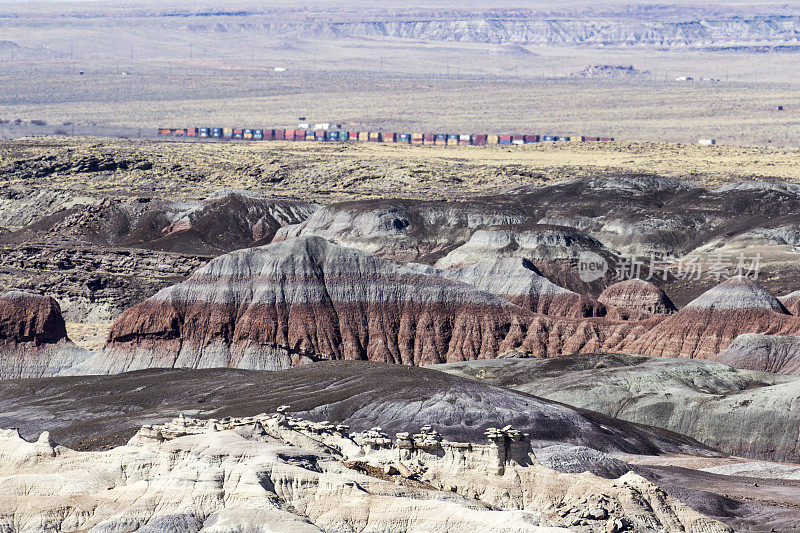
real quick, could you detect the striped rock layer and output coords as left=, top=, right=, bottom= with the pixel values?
left=0, top=291, right=87, bottom=379
left=598, top=279, right=677, bottom=320
left=100, top=242, right=800, bottom=374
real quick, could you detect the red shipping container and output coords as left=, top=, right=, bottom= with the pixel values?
left=273, top=129, right=284, bottom=140
left=349, top=131, right=358, bottom=141
left=424, top=134, right=435, bottom=144
left=472, top=134, right=487, bottom=145
left=382, top=133, right=396, bottom=142
left=187, top=127, right=197, bottom=137
left=295, top=130, right=307, bottom=141
left=499, top=135, right=512, bottom=141
left=599, top=137, right=614, bottom=142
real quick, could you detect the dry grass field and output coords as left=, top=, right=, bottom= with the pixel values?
left=3, top=136, right=800, bottom=204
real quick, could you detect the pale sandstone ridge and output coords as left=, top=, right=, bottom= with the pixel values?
left=598, top=279, right=676, bottom=320
left=0, top=413, right=733, bottom=533
left=0, top=291, right=87, bottom=379
left=623, top=276, right=800, bottom=360
left=717, top=334, right=800, bottom=375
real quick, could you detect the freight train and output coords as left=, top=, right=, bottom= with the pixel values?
left=156, top=127, right=614, bottom=144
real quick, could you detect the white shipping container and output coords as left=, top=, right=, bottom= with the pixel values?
left=698, top=139, right=716, bottom=146
left=459, top=134, right=471, bottom=141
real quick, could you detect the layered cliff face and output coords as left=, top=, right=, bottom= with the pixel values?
left=0, top=291, right=87, bottom=379
left=99, top=236, right=527, bottom=373
left=598, top=279, right=677, bottom=320
left=623, top=277, right=800, bottom=360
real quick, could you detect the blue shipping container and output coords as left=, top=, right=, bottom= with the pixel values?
left=328, top=131, right=339, bottom=141
left=557, top=136, right=570, bottom=142
left=211, top=128, right=222, bottom=138
left=543, top=135, right=556, bottom=141
left=398, top=134, right=411, bottom=142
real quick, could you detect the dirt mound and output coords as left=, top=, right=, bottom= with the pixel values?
left=717, top=334, right=800, bottom=374
left=599, top=279, right=677, bottom=320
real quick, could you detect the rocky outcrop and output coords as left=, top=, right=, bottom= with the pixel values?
left=717, top=334, right=800, bottom=374
left=598, top=279, right=676, bottom=320
left=0, top=291, right=87, bottom=379
left=621, top=277, right=800, bottom=360
left=0, top=413, right=733, bottom=533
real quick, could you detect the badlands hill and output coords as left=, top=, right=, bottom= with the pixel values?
left=0, top=361, right=711, bottom=457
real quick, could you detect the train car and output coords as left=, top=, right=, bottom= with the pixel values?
left=511, top=135, right=525, bottom=144
left=187, top=127, right=197, bottom=137
left=290, top=129, right=304, bottom=141
left=570, top=136, right=583, bottom=143
left=315, top=130, right=326, bottom=141
left=243, top=128, right=253, bottom=140
left=382, top=132, right=396, bottom=142
left=542, top=135, right=556, bottom=142
left=211, top=128, right=223, bottom=138
left=272, top=129, right=284, bottom=140
left=498, top=134, right=512, bottom=145
left=411, top=133, right=423, bottom=145
left=396, top=133, right=411, bottom=143
left=369, top=132, right=381, bottom=142
left=199, top=127, right=210, bottom=138
left=305, top=131, right=316, bottom=141
left=599, top=137, right=614, bottom=142
left=232, top=128, right=244, bottom=139
left=157, top=128, right=171, bottom=136
left=472, top=134, right=487, bottom=146
left=328, top=131, right=341, bottom=141
left=434, top=134, right=447, bottom=145
left=424, top=133, right=435, bottom=144
left=523, top=135, right=539, bottom=143
left=446, top=134, right=459, bottom=146
left=347, top=131, right=358, bottom=141
left=253, top=129, right=264, bottom=140
left=583, top=136, right=598, bottom=142
left=486, top=134, right=499, bottom=145
left=458, top=134, right=471, bottom=145
left=223, top=127, right=233, bottom=138
left=557, top=136, right=570, bottom=142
